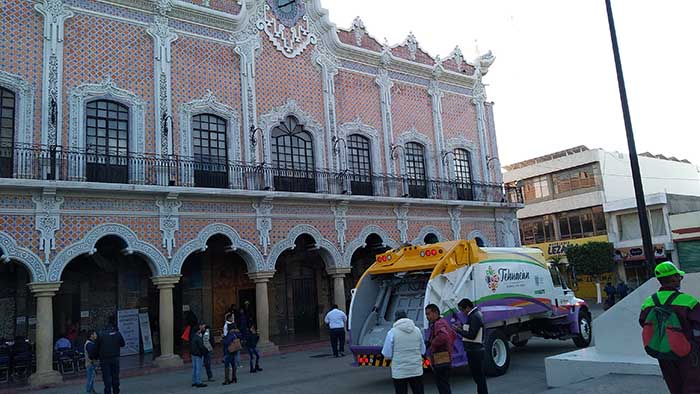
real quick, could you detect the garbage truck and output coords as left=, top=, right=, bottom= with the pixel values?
left=348, top=240, right=592, bottom=376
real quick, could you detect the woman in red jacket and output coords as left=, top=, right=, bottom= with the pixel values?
left=425, top=304, right=456, bottom=394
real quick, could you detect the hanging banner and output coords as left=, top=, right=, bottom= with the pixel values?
left=117, top=309, right=140, bottom=356
left=138, top=312, right=154, bottom=354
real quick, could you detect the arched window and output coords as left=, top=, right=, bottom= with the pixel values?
left=85, top=100, right=129, bottom=184
left=0, top=87, right=15, bottom=178
left=271, top=116, right=315, bottom=192
left=453, top=148, right=473, bottom=200
left=405, top=142, right=427, bottom=198
left=192, top=114, right=228, bottom=188
left=347, top=134, right=372, bottom=196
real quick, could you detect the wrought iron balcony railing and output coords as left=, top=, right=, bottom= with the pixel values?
left=0, top=145, right=523, bottom=203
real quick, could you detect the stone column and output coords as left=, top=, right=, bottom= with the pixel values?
left=327, top=268, right=352, bottom=313
left=28, top=282, right=62, bottom=388
left=248, top=271, right=278, bottom=352
left=152, top=275, right=183, bottom=368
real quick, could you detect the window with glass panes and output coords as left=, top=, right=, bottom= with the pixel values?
left=86, top=100, right=128, bottom=159
left=453, top=149, right=472, bottom=184
left=558, top=207, right=607, bottom=240
left=520, top=215, right=556, bottom=244
left=523, top=175, right=550, bottom=201
left=347, top=134, right=371, bottom=177
left=553, top=164, right=598, bottom=194
left=405, top=142, right=426, bottom=181
left=271, top=116, right=314, bottom=172
left=0, top=87, right=15, bottom=177
left=192, top=114, right=228, bottom=164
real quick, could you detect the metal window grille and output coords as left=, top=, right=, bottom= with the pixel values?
left=347, top=134, right=372, bottom=195
left=0, top=88, right=15, bottom=178
left=85, top=100, right=129, bottom=183
left=405, top=142, right=427, bottom=198
left=271, top=116, right=315, bottom=192
left=192, top=113, right=228, bottom=188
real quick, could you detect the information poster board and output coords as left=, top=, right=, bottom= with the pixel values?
left=138, top=312, right=153, bottom=354
left=117, top=309, right=140, bottom=356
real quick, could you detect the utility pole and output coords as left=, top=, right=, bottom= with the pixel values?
left=605, top=0, right=655, bottom=278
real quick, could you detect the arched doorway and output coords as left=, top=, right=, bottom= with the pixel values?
left=270, top=234, right=333, bottom=343
left=0, top=261, right=34, bottom=343
left=56, top=235, right=159, bottom=357
left=175, top=234, right=255, bottom=348
left=424, top=233, right=440, bottom=245
left=346, top=233, right=390, bottom=309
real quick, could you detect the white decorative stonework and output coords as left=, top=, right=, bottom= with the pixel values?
left=252, top=197, right=273, bottom=255
left=68, top=78, right=146, bottom=181
left=330, top=201, right=348, bottom=253
left=496, top=213, right=520, bottom=247
left=32, top=192, right=63, bottom=263
left=412, top=225, right=447, bottom=245
left=313, top=49, right=340, bottom=171
left=147, top=3, right=178, bottom=157
left=258, top=99, right=326, bottom=172
left=467, top=229, right=492, bottom=247
left=394, top=204, right=409, bottom=244
left=257, top=3, right=317, bottom=58
left=448, top=206, right=462, bottom=240
left=156, top=196, right=181, bottom=258
left=0, top=231, right=47, bottom=282
left=338, top=119, right=382, bottom=179
left=49, top=223, right=169, bottom=281
left=405, top=32, right=418, bottom=60
left=375, top=69, right=395, bottom=175
left=266, top=224, right=343, bottom=271
left=35, top=0, right=73, bottom=146
left=428, top=79, right=445, bottom=179
left=343, top=224, right=400, bottom=267
left=232, top=32, right=262, bottom=164
left=450, top=46, right=465, bottom=71
left=170, top=223, right=265, bottom=274
left=351, top=16, right=365, bottom=46
left=472, top=61, right=490, bottom=183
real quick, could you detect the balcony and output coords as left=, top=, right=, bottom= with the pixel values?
left=0, top=145, right=523, bottom=203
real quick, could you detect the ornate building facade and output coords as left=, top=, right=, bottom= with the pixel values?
left=0, top=0, right=521, bottom=386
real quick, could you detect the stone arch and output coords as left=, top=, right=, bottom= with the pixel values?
left=338, top=119, right=382, bottom=177
left=266, top=224, right=341, bottom=271
left=445, top=136, right=483, bottom=183
left=258, top=99, right=327, bottom=171
left=466, top=229, right=492, bottom=247
left=170, top=223, right=264, bottom=275
left=343, top=225, right=400, bottom=266
left=0, top=231, right=47, bottom=282
left=395, top=127, right=437, bottom=179
left=49, top=223, right=168, bottom=281
left=411, top=225, right=447, bottom=245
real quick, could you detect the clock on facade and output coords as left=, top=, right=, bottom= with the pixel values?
left=268, top=0, right=305, bottom=28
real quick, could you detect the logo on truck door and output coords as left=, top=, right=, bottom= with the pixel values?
left=485, top=266, right=500, bottom=293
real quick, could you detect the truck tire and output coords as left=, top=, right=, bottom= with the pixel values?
left=573, top=310, right=592, bottom=348
left=483, top=329, right=510, bottom=377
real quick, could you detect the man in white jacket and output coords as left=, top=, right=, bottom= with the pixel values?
left=381, top=311, right=426, bottom=394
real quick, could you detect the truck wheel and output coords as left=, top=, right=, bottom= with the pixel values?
left=573, top=311, right=592, bottom=348
left=483, top=329, right=510, bottom=377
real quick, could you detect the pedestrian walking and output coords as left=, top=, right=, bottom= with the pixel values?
left=425, top=303, right=455, bottom=394
left=221, top=323, right=240, bottom=385
left=381, top=310, right=425, bottom=394
left=96, top=319, right=125, bottom=394
left=247, top=323, right=263, bottom=373
left=604, top=282, right=616, bottom=310
left=453, top=298, right=488, bottom=394
left=617, top=281, right=629, bottom=299
left=190, top=322, right=208, bottom=388
left=84, top=330, right=98, bottom=394
left=202, top=324, right=215, bottom=382
left=324, top=304, right=347, bottom=357
left=640, top=261, right=700, bottom=394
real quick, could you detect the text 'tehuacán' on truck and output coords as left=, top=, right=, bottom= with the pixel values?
left=348, top=240, right=592, bottom=376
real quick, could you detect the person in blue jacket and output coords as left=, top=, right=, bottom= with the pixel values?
left=221, top=323, right=239, bottom=385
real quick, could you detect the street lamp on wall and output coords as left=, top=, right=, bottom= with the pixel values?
left=390, top=144, right=406, bottom=160
left=249, top=125, right=264, bottom=165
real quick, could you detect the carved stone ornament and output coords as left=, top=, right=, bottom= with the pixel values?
left=342, top=225, right=399, bottom=267
left=351, top=16, right=366, bottom=46
left=331, top=202, right=349, bottom=253
left=257, top=2, right=317, bottom=58
left=0, top=231, right=47, bottom=282
left=448, top=206, right=462, bottom=240
left=156, top=197, right=181, bottom=258
left=154, top=0, right=173, bottom=16
left=32, top=193, right=64, bottom=263
left=394, top=205, right=410, bottom=244
left=0, top=71, right=35, bottom=148
left=49, top=223, right=169, bottom=281
left=405, top=32, right=418, bottom=61
left=179, top=90, right=241, bottom=160
left=252, top=197, right=274, bottom=255
left=451, top=46, right=464, bottom=70
left=266, top=224, right=343, bottom=270
left=411, top=225, right=446, bottom=245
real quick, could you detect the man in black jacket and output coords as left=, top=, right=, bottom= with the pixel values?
left=190, top=322, right=209, bottom=388
left=453, top=298, right=488, bottom=394
left=96, top=319, right=125, bottom=394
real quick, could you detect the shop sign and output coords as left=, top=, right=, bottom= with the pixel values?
left=528, top=235, right=609, bottom=261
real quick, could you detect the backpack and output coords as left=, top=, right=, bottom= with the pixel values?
left=642, top=292, right=692, bottom=360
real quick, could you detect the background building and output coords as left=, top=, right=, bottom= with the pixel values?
left=0, top=0, right=520, bottom=386
left=503, top=146, right=700, bottom=295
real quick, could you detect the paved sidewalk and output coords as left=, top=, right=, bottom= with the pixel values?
left=540, top=374, right=667, bottom=394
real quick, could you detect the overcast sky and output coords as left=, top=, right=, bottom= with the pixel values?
left=322, top=0, right=700, bottom=168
